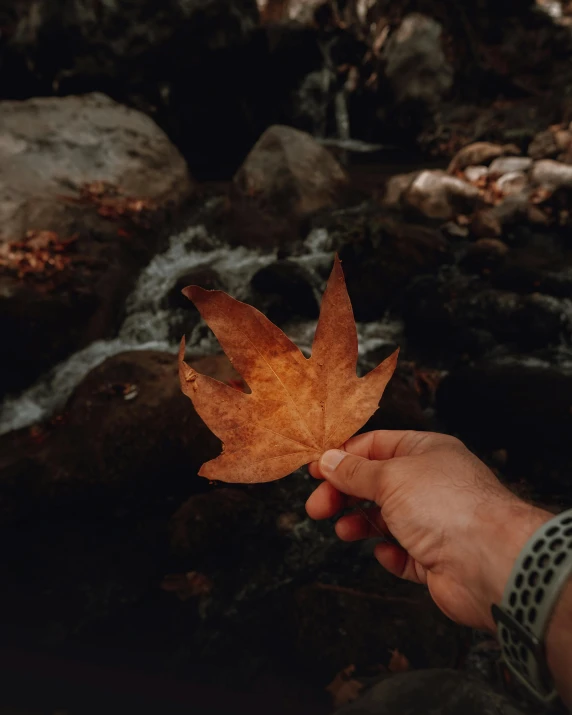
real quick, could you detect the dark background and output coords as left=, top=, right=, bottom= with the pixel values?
left=1, top=1, right=572, bottom=713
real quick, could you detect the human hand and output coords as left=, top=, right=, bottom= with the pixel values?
left=306, top=430, right=551, bottom=631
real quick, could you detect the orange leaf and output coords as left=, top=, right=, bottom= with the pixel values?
left=179, top=257, right=398, bottom=484
left=388, top=649, right=410, bottom=673
left=326, top=665, right=364, bottom=708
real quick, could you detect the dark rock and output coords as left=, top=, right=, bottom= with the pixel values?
left=166, top=267, right=225, bottom=311
left=334, top=670, right=526, bottom=715
left=528, top=125, right=572, bottom=162
left=0, top=351, right=235, bottom=524
left=165, top=266, right=226, bottom=342
left=228, top=125, right=348, bottom=248
left=471, top=193, right=531, bottom=239
left=362, top=366, right=432, bottom=433
left=403, top=273, right=571, bottom=361
left=0, top=94, right=193, bottom=398
left=488, top=232, right=572, bottom=297
left=462, top=238, right=510, bottom=272
left=437, top=363, right=572, bottom=451
left=335, top=214, right=451, bottom=321
left=250, top=260, right=320, bottom=325
left=382, top=15, right=453, bottom=118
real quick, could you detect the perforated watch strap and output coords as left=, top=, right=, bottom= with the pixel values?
left=492, top=508, right=572, bottom=703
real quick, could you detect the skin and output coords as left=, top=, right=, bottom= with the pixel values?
left=305, top=430, right=572, bottom=705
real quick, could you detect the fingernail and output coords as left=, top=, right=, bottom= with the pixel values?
left=321, top=449, right=347, bottom=474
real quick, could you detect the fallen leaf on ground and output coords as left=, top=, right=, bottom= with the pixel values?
left=179, top=257, right=398, bottom=483
left=326, top=665, right=365, bottom=708
left=160, top=572, right=213, bottom=601
left=388, top=648, right=410, bottom=673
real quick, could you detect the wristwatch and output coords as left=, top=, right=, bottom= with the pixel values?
left=492, top=508, right=572, bottom=703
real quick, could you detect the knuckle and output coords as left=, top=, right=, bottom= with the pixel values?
left=344, top=455, right=364, bottom=483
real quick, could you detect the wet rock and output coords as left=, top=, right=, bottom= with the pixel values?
left=531, top=159, right=572, bottom=189
left=0, top=94, right=193, bottom=398
left=334, top=670, right=526, bottom=715
left=463, top=238, right=509, bottom=272
left=166, top=266, right=224, bottom=311
left=448, top=142, right=521, bottom=174
left=404, top=273, right=571, bottom=361
left=464, top=165, right=489, bottom=183
left=528, top=124, right=572, bottom=163
left=404, top=171, right=480, bottom=221
left=229, top=125, right=348, bottom=248
left=528, top=128, right=562, bottom=160
left=489, top=234, right=572, bottom=297
left=471, top=193, right=530, bottom=238
left=250, top=260, right=320, bottom=325
left=0, top=351, right=232, bottom=523
left=382, top=15, right=453, bottom=111
left=382, top=171, right=420, bottom=210
left=165, top=266, right=226, bottom=341
left=488, top=156, right=533, bottom=175
left=495, top=171, right=528, bottom=196
left=335, top=214, right=450, bottom=321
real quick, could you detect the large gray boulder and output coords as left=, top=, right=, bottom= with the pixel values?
left=0, top=93, right=191, bottom=240
left=0, top=93, right=193, bottom=397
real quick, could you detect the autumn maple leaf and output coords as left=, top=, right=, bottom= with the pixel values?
left=179, top=257, right=398, bottom=483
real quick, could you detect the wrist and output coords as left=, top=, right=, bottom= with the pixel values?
left=475, top=499, right=553, bottom=631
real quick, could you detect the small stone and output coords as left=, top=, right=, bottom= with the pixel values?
left=531, top=159, right=572, bottom=189
left=382, top=171, right=420, bottom=210
left=495, top=171, right=528, bottom=196
left=488, top=157, right=533, bottom=175
left=448, top=142, right=520, bottom=173
left=528, top=129, right=560, bottom=160
left=464, top=165, right=489, bottom=183
left=442, top=221, right=469, bottom=238
left=405, top=170, right=480, bottom=220
left=471, top=210, right=502, bottom=238
left=463, top=238, right=509, bottom=272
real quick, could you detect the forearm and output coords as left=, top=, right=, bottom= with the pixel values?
left=479, top=501, right=572, bottom=705
left=547, top=579, right=572, bottom=706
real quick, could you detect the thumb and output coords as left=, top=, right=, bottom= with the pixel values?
left=319, top=449, right=383, bottom=503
